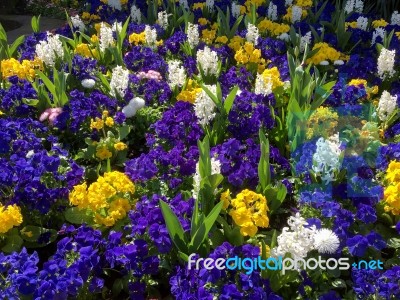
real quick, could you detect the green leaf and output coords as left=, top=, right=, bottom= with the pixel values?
left=119, top=125, right=131, bottom=140
left=9, top=35, right=25, bottom=57
left=64, top=207, right=93, bottom=224
left=331, top=279, right=346, bottom=288
left=223, top=86, right=238, bottom=114
left=31, top=15, right=41, bottom=33
left=159, top=200, right=188, bottom=253
left=2, top=233, right=23, bottom=253
left=20, top=226, right=57, bottom=245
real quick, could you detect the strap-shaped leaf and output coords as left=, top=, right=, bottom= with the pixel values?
left=159, top=200, right=188, bottom=253
left=223, top=86, right=238, bottom=114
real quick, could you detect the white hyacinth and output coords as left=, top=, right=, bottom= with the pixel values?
left=312, top=134, right=343, bottom=184
left=112, top=22, right=122, bottom=33
left=231, top=2, right=241, bottom=18
left=130, top=5, right=141, bottom=23
left=313, top=229, right=340, bottom=254
left=246, top=24, right=259, bottom=45
left=81, top=78, right=95, bottom=89
left=285, top=0, right=293, bottom=6
left=157, top=11, right=169, bottom=29
left=291, top=5, right=303, bottom=23
left=108, top=0, right=121, bottom=10
left=205, top=0, right=215, bottom=12
left=354, top=0, right=364, bottom=13
left=122, top=97, right=146, bottom=118
left=371, top=27, right=386, bottom=45
left=255, top=73, right=273, bottom=96
left=344, top=0, right=354, bottom=14
left=267, top=2, right=278, bottom=21
left=270, top=213, right=317, bottom=259
left=110, top=66, right=130, bottom=98
left=194, top=85, right=217, bottom=126
left=35, top=32, right=64, bottom=66
left=192, top=157, right=221, bottom=199
left=391, top=11, right=400, bottom=26
left=71, top=15, right=85, bottom=32
left=378, top=91, right=398, bottom=121
left=187, top=23, right=199, bottom=49
left=179, top=0, right=189, bottom=10
left=345, top=0, right=364, bottom=14
left=99, top=23, right=114, bottom=52
left=144, top=25, right=157, bottom=49
left=356, top=16, right=368, bottom=30
left=196, top=46, right=219, bottom=77
left=167, top=60, right=186, bottom=89
left=377, top=48, right=396, bottom=80
left=300, top=31, right=312, bottom=53
left=277, top=33, right=290, bottom=42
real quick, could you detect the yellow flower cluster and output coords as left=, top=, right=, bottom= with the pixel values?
left=96, top=147, right=112, bottom=160
left=75, top=43, right=99, bottom=59
left=81, top=12, right=101, bottom=22
left=383, top=161, right=400, bottom=215
left=202, top=29, right=217, bottom=44
left=220, top=189, right=231, bottom=210
left=306, top=106, right=339, bottom=139
left=1, top=58, right=43, bottom=80
left=295, top=0, right=313, bottom=6
left=228, top=36, right=245, bottom=51
left=177, top=79, right=202, bottom=103
left=260, top=67, right=284, bottom=91
left=234, top=42, right=266, bottom=72
left=215, top=36, right=229, bottom=44
left=228, top=189, right=269, bottom=237
left=90, top=112, right=115, bottom=131
left=129, top=32, right=146, bottom=45
left=193, top=2, right=204, bottom=10
left=372, top=19, right=388, bottom=28
left=0, top=204, right=23, bottom=234
left=396, top=32, right=400, bottom=40
left=69, top=171, right=135, bottom=226
left=244, top=0, right=265, bottom=11
left=345, top=21, right=358, bottom=30
left=258, top=20, right=290, bottom=37
left=307, top=42, right=346, bottom=65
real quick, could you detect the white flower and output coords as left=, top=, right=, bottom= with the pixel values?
left=267, top=2, right=278, bottom=21
left=194, top=85, right=217, bottom=126
left=144, top=25, right=157, bottom=49
left=354, top=0, right=364, bottom=13
left=320, top=60, right=329, bottom=66
left=285, top=0, right=293, bottom=6
left=334, top=60, right=344, bottom=65
left=196, top=46, right=219, bottom=77
left=122, top=97, right=146, bottom=118
left=26, top=150, right=35, bottom=159
left=313, top=229, right=340, bottom=254
left=255, top=73, right=273, bottom=96
left=300, top=31, right=312, bottom=52
left=391, top=11, right=400, bottom=26
left=187, top=23, right=199, bottom=48
left=71, top=15, right=85, bottom=32
left=377, top=48, right=396, bottom=79
left=179, top=0, right=189, bottom=10
left=81, top=78, right=95, bottom=89
left=112, top=22, right=122, bottom=33
left=356, top=16, right=368, bottom=30
left=157, top=11, right=169, bottom=29
left=277, top=33, right=290, bottom=42
left=108, top=0, right=121, bottom=10
left=205, top=0, right=214, bottom=12
left=291, top=5, right=302, bottom=23
left=312, top=134, right=343, bottom=184
left=271, top=213, right=317, bottom=259
left=167, top=60, right=186, bottom=89
left=110, top=66, right=130, bottom=98
left=344, top=0, right=354, bottom=14
left=231, top=2, right=241, bottom=18
left=35, top=32, right=64, bottom=66
left=372, top=27, right=385, bottom=45
left=192, top=157, right=221, bottom=199
left=99, top=23, right=114, bottom=52
left=130, top=5, right=141, bottom=23
left=246, top=24, right=259, bottom=45
left=378, top=91, right=397, bottom=121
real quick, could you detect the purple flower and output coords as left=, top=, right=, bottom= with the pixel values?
left=347, top=235, right=369, bottom=257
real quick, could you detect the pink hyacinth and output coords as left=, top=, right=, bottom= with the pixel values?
left=39, top=108, right=62, bottom=125
left=136, top=70, right=162, bottom=81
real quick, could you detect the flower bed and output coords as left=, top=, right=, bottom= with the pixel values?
left=0, top=0, right=399, bottom=299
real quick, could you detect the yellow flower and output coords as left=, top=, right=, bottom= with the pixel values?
left=0, top=204, right=23, bottom=234
left=229, top=189, right=269, bottom=237
left=91, top=34, right=99, bottom=43
left=260, top=67, right=284, bottom=90
left=69, top=182, right=89, bottom=208
left=198, top=18, right=208, bottom=26
left=215, top=36, right=228, bottom=44
left=193, top=2, right=204, bottom=10
left=114, top=142, right=128, bottom=151
left=129, top=32, right=146, bottom=45
left=382, top=160, right=400, bottom=215
left=372, top=19, right=388, bottom=28
left=348, top=79, right=368, bottom=87
left=1, top=58, right=43, bottom=80
left=257, top=19, right=290, bottom=36
left=90, top=118, right=104, bottom=130
left=220, top=189, right=231, bottom=209
left=96, top=147, right=112, bottom=160
left=0, top=110, right=3, bottom=116
left=295, top=0, right=313, bottom=6
left=307, top=42, right=344, bottom=65
left=202, top=29, right=216, bottom=44
left=105, top=117, right=114, bottom=127
left=176, top=79, right=202, bottom=104
left=102, top=110, right=109, bottom=117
